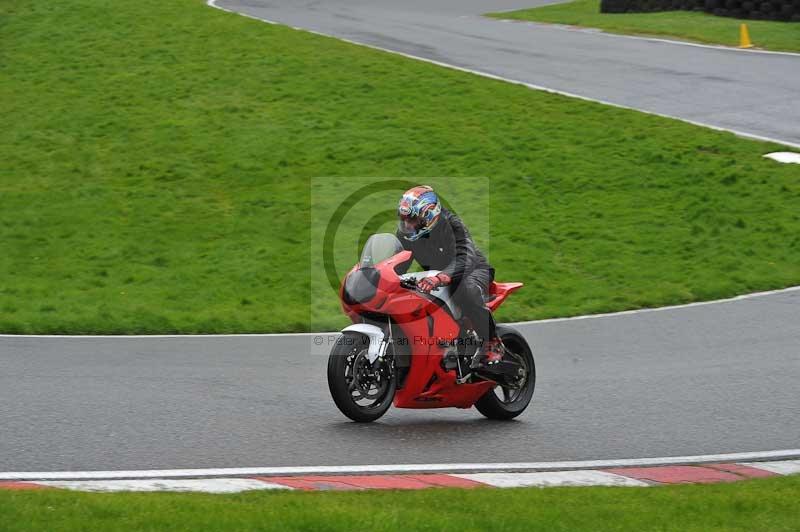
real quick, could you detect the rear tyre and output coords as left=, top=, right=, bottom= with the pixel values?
left=327, top=332, right=395, bottom=422
left=474, top=325, right=536, bottom=420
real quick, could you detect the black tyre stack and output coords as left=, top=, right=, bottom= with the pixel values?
left=600, top=0, right=800, bottom=20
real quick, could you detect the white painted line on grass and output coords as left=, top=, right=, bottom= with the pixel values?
left=3, top=449, right=799, bottom=481
left=38, top=478, right=290, bottom=493
left=740, top=460, right=800, bottom=475
left=207, top=0, right=800, bottom=150
left=455, top=470, right=649, bottom=488
left=764, top=152, right=800, bottom=164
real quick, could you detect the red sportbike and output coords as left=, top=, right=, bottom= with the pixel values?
left=327, top=233, right=535, bottom=422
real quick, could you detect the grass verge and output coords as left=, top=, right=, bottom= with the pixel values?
left=2, top=476, right=800, bottom=531
left=489, top=0, right=800, bottom=52
left=2, top=0, right=800, bottom=333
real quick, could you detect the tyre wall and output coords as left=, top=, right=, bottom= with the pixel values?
left=600, top=0, right=800, bottom=21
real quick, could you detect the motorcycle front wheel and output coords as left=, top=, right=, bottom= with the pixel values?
left=474, top=325, right=536, bottom=420
left=327, top=331, right=396, bottom=422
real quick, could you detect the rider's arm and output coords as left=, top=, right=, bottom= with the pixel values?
left=440, top=211, right=475, bottom=284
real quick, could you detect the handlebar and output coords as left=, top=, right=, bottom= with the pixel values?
left=399, top=277, right=418, bottom=290
left=400, top=276, right=437, bottom=295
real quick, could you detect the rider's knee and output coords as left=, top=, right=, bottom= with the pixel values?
left=463, top=280, right=485, bottom=307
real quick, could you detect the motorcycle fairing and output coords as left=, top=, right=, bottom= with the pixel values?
left=399, top=271, right=461, bottom=320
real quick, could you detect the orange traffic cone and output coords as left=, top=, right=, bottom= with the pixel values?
left=739, top=23, right=753, bottom=49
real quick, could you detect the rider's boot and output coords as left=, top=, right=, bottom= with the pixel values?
left=471, top=338, right=524, bottom=388
left=470, top=337, right=505, bottom=369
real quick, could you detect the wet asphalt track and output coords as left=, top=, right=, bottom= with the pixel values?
left=1, top=1, right=799, bottom=473
left=1, top=289, right=798, bottom=472
left=215, top=0, right=800, bottom=146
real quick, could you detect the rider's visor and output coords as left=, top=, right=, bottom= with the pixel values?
left=398, top=213, right=423, bottom=236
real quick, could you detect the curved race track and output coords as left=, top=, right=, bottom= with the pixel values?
left=1, top=289, right=798, bottom=472
left=213, top=0, right=800, bottom=146
left=1, top=0, right=798, bottom=474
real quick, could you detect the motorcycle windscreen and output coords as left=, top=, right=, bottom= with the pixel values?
left=359, top=233, right=403, bottom=267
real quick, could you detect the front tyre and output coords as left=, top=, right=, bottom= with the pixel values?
left=327, top=332, right=395, bottom=422
left=474, top=325, right=536, bottom=420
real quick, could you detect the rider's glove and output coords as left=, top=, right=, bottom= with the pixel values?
left=418, top=273, right=451, bottom=293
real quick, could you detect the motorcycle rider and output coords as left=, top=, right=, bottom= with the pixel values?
left=395, top=185, right=504, bottom=367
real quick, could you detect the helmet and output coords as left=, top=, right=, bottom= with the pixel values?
left=397, top=185, right=441, bottom=241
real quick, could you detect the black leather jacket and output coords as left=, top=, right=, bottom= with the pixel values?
left=396, top=208, right=492, bottom=283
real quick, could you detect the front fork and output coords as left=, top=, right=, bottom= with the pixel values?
left=341, top=318, right=396, bottom=382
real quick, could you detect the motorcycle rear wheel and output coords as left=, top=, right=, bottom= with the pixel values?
left=328, top=331, right=396, bottom=422
left=474, top=325, right=536, bottom=420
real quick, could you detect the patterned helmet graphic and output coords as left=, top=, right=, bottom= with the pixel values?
left=397, top=185, right=441, bottom=241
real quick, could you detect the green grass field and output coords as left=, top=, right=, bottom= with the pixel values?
left=2, top=0, right=800, bottom=333
left=489, top=1, right=800, bottom=52
left=2, top=476, right=800, bottom=531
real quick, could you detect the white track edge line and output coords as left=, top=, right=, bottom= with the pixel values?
left=2, top=284, right=797, bottom=338
left=206, top=0, right=800, bottom=150
left=509, top=285, right=800, bottom=325
left=3, top=449, right=799, bottom=481
left=490, top=16, right=800, bottom=58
